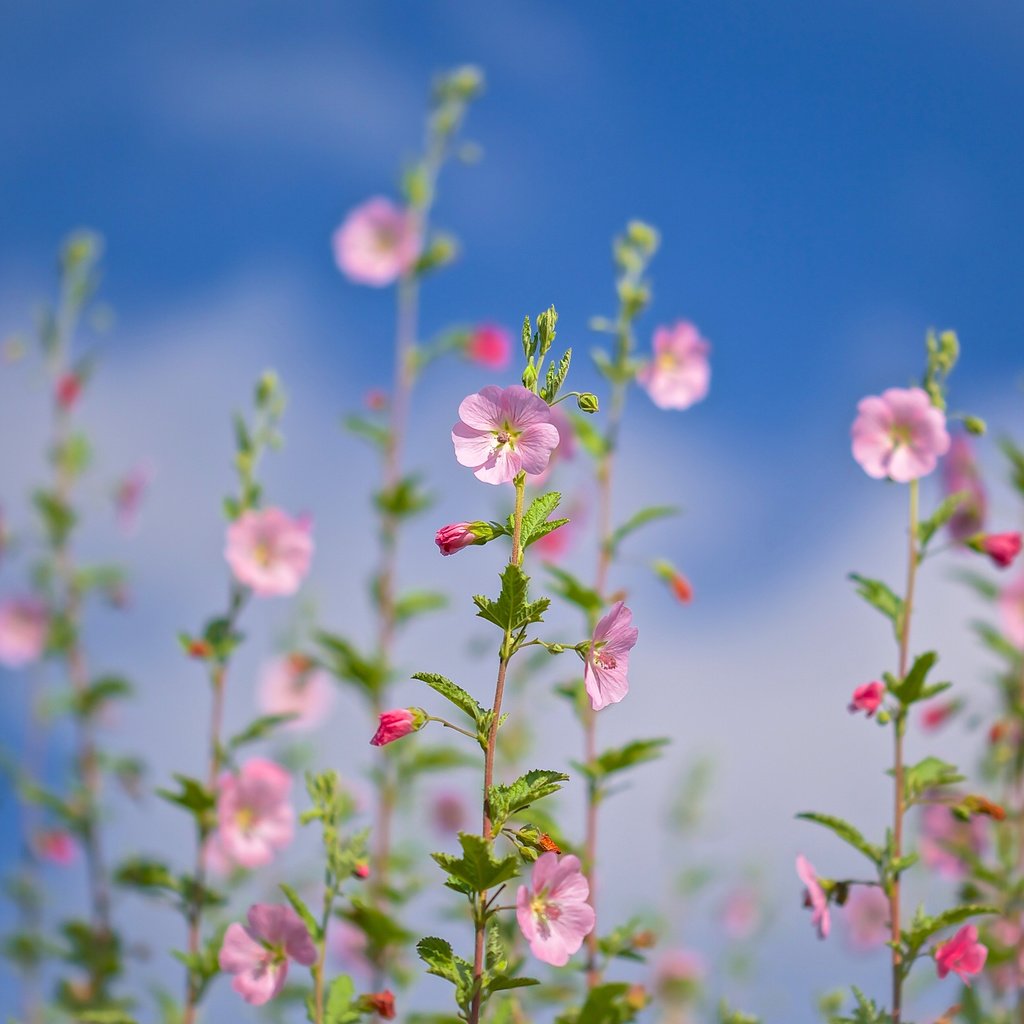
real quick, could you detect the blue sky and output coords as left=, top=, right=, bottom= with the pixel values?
left=2, top=2, right=1024, bottom=1020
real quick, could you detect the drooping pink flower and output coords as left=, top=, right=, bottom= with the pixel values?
left=970, top=532, right=1023, bottom=569
left=796, top=854, right=830, bottom=939
left=848, top=681, right=885, bottom=717
left=0, top=597, right=48, bottom=669
left=216, top=759, right=294, bottom=869
left=851, top=387, right=950, bottom=482
left=332, top=198, right=421, bottom=287
left=452, top=385, right=560, bottom=485
left=942, top=435, right=987, bottom=541
left=516, top=852, right=595, bottom=966
left=370, top=708, right=424, bottom=747
left=920, top=802, right=987, bottom=879
left=720, top=885, right=762, bottom=940
left=583, top=602, right=638, bottom=711
left=431, top=790, right=467, bottom=835
left=34, top=829, right=76, bottom=865
left=934, top=924, right=987, bottom=984
left=225, top=508, right=313, bottom=597
left=843, top=886, right=890, bottom=951
left=921, top=699, right=960, bottom=732
left=219, top=903, right=316, bottom=1005
left=465, top=324, right=512, bottom=370
left=638, top=321, right=711, bottom=410
left=999, top=574, right=1024, bottom=648
left=114, top=463, right=152, bottom=533
left=258, top=654, right=334, bottom=731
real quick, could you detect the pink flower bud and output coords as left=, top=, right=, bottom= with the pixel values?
left=848, top=681, right=884, bottom=717
left=465, top=324, right=512, bottom=370
left=969, top=532, right=1023, bottom=568
left=435, top=522, right=483, bottom=556
left=370, top=708, right=424, bottom=747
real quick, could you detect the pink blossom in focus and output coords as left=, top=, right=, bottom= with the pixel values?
left=720, top=886, right=762, bottom=940
left=219, top=903, right=316, bottom=1005
left=638, top=322, right=711, bottom=410
left=435, top=522, right=486, bottom=556
left=465, top=324, right=512, bottom=369
left=999, top=575, right=1024, bottom=648
left=114, top=463, right=152, bottom=533
left=843, top=886, right=889, bottom=951
left=584, top=602, right=638, bottom=711
left=972, top=532, right=1023, bottom=569
left=796, top=854, right=830, bottom=939
left=431, top=790, right=467, bottom=835
left=516, top=852, right=595, bottom=966
left=527, top=404, right=576, bottom=486
left=225, top=508, right=313, bottom=597
left=452, top=385, right=560, bottom=485
left=848, top=681, right=885, bottom=717
left=370, top=708, right=422, bottom=747
left=851, top=387, right=950, bottom=482
left=942, top=434, right=987, bottom=541
left=920, top=802, right=987, bottom=879
left=332, top=198, right=421, bottom=287
left=0, top=597, right=48, bottom=668
left=258, top=654, right=334, bottom=732
left=216, top=758, right=294, bottom=869
left=34, top=829, right=76, bottom=865
left=934, top=924, right=987, bottom=984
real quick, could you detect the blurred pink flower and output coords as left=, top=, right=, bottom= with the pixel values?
left=848, top=681, right=884, bottom=717
left=534, top=520, right=573, bottom=561
left=934, top=924, right=987, bottom=984
left=720, top=885, right=762, bottom=940
left=920, top=700, right=960, bottom=732
left=999, top=574, right=1024, bottom=648
left=431, top=790, right=467, bottom=834
left=55, top=372, right=82, bottom=411
left=0, top=597, right=48, bottom=668
left=452, top=385, right=560, bottom=485
left=527, top=405, right=576, bottom=486
left=34, top=829, right=76, bottom=865
left=370, top=708, right=422, bottom=747
left=258, top=653, right=333, bottom=731
left=516, top=852, right=595, bottom=966
left=219, top=903, right=316, bottom=1005
left=216, top=758, right=294, bottom=869
left=225, top=508, right=313, bottom=597
left=329, top=920, right=371, bottom=979
left=851, top=387, right=950, bottom=482
left=942, top=434, right=987, bottom=541
left=971, top=532, right=1022, bottom=569
left=202, top=831, right=235, bottom=876
left=796, top=854, right=830, bottom=939
left=654, top=947, right=706, bottom=1002
left=638, top=321, right=711, bottom=410
left=920, top=802, right=986, bottom=879
left=843, top=886, right=889, bottom=951
left=465, top=324, right=512, bottom=369
left=114, top=463, right=152, bottom=533
left=332, top=197, right=420, bottom=286
left=584, top=601, right=638, bottom=711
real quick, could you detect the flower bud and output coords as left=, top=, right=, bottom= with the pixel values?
left=370, top=707, right=427, bottom=747
left=962, top=415, right=987, bottom=436
left=577, top=392, right=599, bottom=414
left=967, top=531, right=1022, bottom=569
left=434, top=521, right=498, bottom=556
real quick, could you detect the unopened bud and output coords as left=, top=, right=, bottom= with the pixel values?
left=577, top=392, right=599, bottom=414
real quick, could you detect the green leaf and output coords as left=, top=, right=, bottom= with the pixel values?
left=887, top=651, right=938, bottom=705
left=324, top=974, right=360, bottom=1024
left=343, top=414, right=390, bottom=450
left=607, top=505, right=679, bottom=556
left=156, top=774, right=215, bottom=817
left=545, top=565, right=603, bottom=617
left=570, top=411, right=610, bottom=459
left=395, top=590, right=448, bottom=624
left=917, top=491, right=969, bottom=549
left=375, top=474, right=432, bottom=519
left=900, top=756, right=964, bottom=803
left=518, top=492, right=562, bottom=548
left=796, top=812, right=882, bottom=865
left=414, top=672, right=484, bottom=724
left=417, top=937, right=475, bottom=1010
left=903, top=904, right=998, bottom=953
left=316, top=631, right=388, bottom=700
left=587, top=738, right=670, bottom=782
left=113, top=857, right=179, bottom=898
left=228, top=713, right=297, bottom=749
left=576, top=982, right=636, bottom=1024
left=849, top=573, right=904, bottom=639
left=473, top=564, right=548, bottom=634
left=488, top=769, right=569, bottom=832
left=432, top=833, right=520, bottom=892
left=76, top=675, right=133, bottom=717
left=279, top=882, right=321, bottom=942
left=484, top=975, right=539, bottom=996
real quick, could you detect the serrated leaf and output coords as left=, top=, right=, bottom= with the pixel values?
left=156, top=774, right=215, bottom=817
left=316, top=631, right=388, bottom=700
left=904, top=904, right=998, bottom=952
left=473, top=564, right=547, bottom=634
left=488, top=769, right=569, bottom=832
left=518, top=492, right=563, bottom=548
left=900, top=756, right=964, bottom=802
left=414, top=672, right=484, bottom=724
left=417, top=937, right=475, bottom=1009
left=432, top=833, right=520, bottom=892
left=545, top=565, right=603, bottom=617
left=796, top=812, right=882, bottom=864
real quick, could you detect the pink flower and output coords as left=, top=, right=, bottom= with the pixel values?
left=370, top=708, right=424, bottom=747
left=0, top=597, right=48, bottom=668
left=796, top=854, right=830, bottom=939
left=583, top=602, right=638, bottom=711
left=435, top=522, right=490, bottom=556
left=332, top=197, right=421, bottom=286
left=114, top=463, right=151, bottom=533
left=720, top=886, right=762, bottom=940
left=225, top=508, right=313, bottom=597
left=216, top=759, right=294, bottom=869
left=1000, top=575, right=1024, bottom=648
left=942, top=435, right=987, bottom=541
left=34, top=829, right=76, bottom=865
left=258, top=654, right=334, bottom=732
left=920, top=802, right=987, bottom=879
left=431, top=791, right=467, bottom=834
left=465, top=324, right=512, bottom=369
left=970, top=532, right=1023, bottom=569
left=843, top=886, right=890, bottom=951
left=516, top=852, right=595, bottom=966
left=55, top=372, right=82, bottom=411
left=934, top=924, right=987, bottom=984
left=851, top=387, right=950, bottom=482
left=654, top=948, right=706, bottom=1001
left=328, top=920, right=370, bottom=978
left=638, top=322, right=711, bottom=410
left=452, top=385, right=560, bottom=485
left=848, top=681, right=885, bottom=717
left=535, top=520, right=573, bottom=562
left=219, top=903, right=316, bottom=1005
left=921, top=700, right=960, bottom=732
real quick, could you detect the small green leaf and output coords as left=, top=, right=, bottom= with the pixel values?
left=488, top=769, right=569, bottom=832
left=900, top=756, right=964, bottom=803
left=796, top=812, right=882, bottom=865
left=888, top=651, right=938, bottom=706
left=432, top=833, right=520, bottom=892
left=395, top=590, right=448, bottom=623
left=545, top=565, right=603, bottom=617
left=849, top=573, right=905, bottom=639
left=414, top=672, right=484, bottom=724
left=228, top=713, right=297, bottom=749
left=607, top=505, right=679, bottom=557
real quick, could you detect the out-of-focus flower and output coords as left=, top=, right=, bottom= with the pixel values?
left=638, top=322, right=711, bottom=410
left=516, top=852, right=595, bottom=966
left=920, top=700, right=961, bottom=732
left=370, top=708, right=425, bottom=747
left=219, top=903, right=316, bottom=1005
left=843, top=886, right=889, bottom=951
left=920, top=802, right=987, bottom=879
left=113, top=463, right=152, bottom=533
left=720, top=885, right=762, bottom=940
left=55, top=372, right=82, bottom=411
left=583, top=601, right=638, bottom=711
left=332, top=198, right=421, bottom=286
left=848, top=681, right=885, bottom=717
left=364, top=389, right=388, bottom=411
left=534, top=519, right=573, bottom=562
left=34, top=829, right=76, bottom=865
left=464, top=324, right=512, bottom=370
left=431, top=790, right=467, bottom=835
left=258, top=653, right=334, bottom=731
left=225, top=508, right=313, bottom=597
left=328, top=920, right=371, bottom=979
left=968, top=532, right=1022, bottom=569
left=0, top=597, right=48, bottom=668
left=452, top=385, right=560, bottom=485
left=999, top=574, right=1024, bottom=648
left=942, top=435, right=987, bottom=541
left=851, top=387, right=950, bottom=482
left=934, top=924, right=987, bottom=984
left=796, top=854, right=830, bottom=939
left=216, top=759, right=294, bottom=869
left=653, top=560, right=693, bottom=604
left=359, top=991, right=396, bottom=1019
left=653, top=948, right=706, bottom=1002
